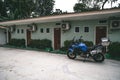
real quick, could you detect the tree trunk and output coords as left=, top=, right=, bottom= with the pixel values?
left=102, top=0, right=108, bottom=9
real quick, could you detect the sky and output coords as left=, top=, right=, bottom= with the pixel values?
left=54, top=0, right=78, bottom=12
left=54, top=0, right=120, bottom=12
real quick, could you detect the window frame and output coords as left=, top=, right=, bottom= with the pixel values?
left=75, top=27, right=80, bottom=33
left=46, top=28, right=50, bottom=33
left=21, top=29, right=24, bottom=33
left=40, top=28, right=44, bottom=33
left=84, top=27, right=89, bottom=32
left=17, top=29, right=19, bottom=34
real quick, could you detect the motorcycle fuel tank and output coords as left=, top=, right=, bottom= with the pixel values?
left=78, top=43, right=88, bottom=52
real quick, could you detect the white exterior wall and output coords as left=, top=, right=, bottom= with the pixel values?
left=109, top=30, right=120, bottom=42
left=0, top=29, right=6, bottom=45
left=61, top=20, right=95, bottom=47
left=11, top=25, right=27, bottom=39
left=31, top=22, right=61, bottom=48
left=9, top=19, right=120, bottom=49
left=61, top=20, right=108, bottom=47
left=31, top=23, right=54, bottom=40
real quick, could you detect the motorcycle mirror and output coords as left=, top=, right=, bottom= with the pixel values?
left=79, top=36, right=83, bottom=42
left=72, top=36, right=75, bottom=41
left=80, top=36, right=83, bottom=39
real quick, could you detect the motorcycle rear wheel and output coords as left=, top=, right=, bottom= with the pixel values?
left=93, top=53, right=104, bottom=62
left=67, top=51, right=76, bottom=59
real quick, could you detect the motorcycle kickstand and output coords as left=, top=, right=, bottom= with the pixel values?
left=83, top=58, right=87, bottom=62
left=83, top=54, right=89, bottom=62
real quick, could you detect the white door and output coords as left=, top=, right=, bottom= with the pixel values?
left=0, top=29, right=6, bottom=45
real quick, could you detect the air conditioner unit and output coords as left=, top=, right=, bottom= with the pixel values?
left=28, top=23, right=37, bottom=32
left=110, top=20, right=120, bottom=29
left=61, top=22, right=71, bottom=31
left=9, top=25, right=16, bottom=33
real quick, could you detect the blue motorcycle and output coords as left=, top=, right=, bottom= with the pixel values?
left=67, top=36, right=110, bottom=62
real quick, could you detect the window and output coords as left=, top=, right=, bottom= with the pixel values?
left=75, top=27, right=79, bottom=32
left=46, top=28, right=50, bottom=33
left=84, top=27, right=89, bottom=32
left=56, top=23, right=61, bottom=25
left=17, top=29, right=19, bottom=33
left=40, top=28, right=44, bottom=33
left=21, top=29, right=24, bottom=33
left=99, top=20, right=107, bottom=24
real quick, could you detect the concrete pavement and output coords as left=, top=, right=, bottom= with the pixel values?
left=0, top=47, right=120, bottom=80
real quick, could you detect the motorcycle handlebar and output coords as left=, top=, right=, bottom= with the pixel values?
left=80, top=36, right=83, bottom=39
left=79, top=36, right=83, bottom=42
left=72, top=36, right=83, bottom=43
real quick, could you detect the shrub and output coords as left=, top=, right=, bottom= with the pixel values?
left=108, top=42, right=120, bottom=58
left=62, top=40, right=93, bottom=51
left=9, top=39, right=25, bottom=47
left=28, top=39, right=40, bottom=48
left=40, top=39, right=52, bottom=48
left=64, top=40, right=73, bottom=49
left=28, top=39, right=52, bottom=49
left=83, top=41, right=93, bottom=47
left=60, top=47, right=67, bottom=51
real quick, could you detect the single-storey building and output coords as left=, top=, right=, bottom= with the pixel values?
left=0, top=27, right=6, bottom=45
left=0, top=8, right=120, bottom=49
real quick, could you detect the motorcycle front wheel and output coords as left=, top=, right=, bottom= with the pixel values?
left=93, top=53, right=104, bottom=62
left=67, top=51, right=76, bottom=59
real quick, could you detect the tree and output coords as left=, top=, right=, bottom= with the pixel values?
left=73, top=2, right=100, bottom=12
left=34, top=0, right=55, bottom=16
left=73, top=3, right=88, bottom=12
left=0, top=0, right=7, bottom=17
left=78, top=0, right=100, bottom=9
left=0, top=0, right=55, bottom=21
left=0, top=0, right=8, bottom=21
left=118, top=4, right=120, bottom=8
left=4, top=0, right=35, bottom=19
left=101, top=0, right=118, bottom=9
left=79, top=0, right=118, bottom=9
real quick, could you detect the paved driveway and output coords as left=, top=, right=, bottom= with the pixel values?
left=0, top=47, right=120, bottom=80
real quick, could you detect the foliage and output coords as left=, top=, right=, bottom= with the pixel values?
left=118, top=4, right=120, bottom=8
left=73, top=3, right=88, bottom=12
left=8, top=39, right=25, bottom=47
left=108, top=42, right=120, bottom=58
left=0, top=0, right=55, bottom=21
left=78, top=0, right=118, bottom=10
left=61, top=40, right=93, bottom=51
left=28, top=39, right=52, bottom=49
left=73, top=2, right=100, bottom=12
left=0, top=0, right=8, bottom=21
left=83, top=41, right=93, bottom=47
left=78, top=0, right=101, bottom=9
left=28, top=39, right=40, bottom=48
left=34, top=0, right=55, bottom=16
left=4, top=0, right=35, bottom=20
left=0, top=0, right=7, bottom=17
left=64, top=40, right=73, bottom=49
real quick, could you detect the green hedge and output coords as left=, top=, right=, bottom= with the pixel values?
left=9, top=39, right=25, bottom=47
left=60, top=40, right=93, bottom=51
left=64, top=40, right=73, bottom=49
left=83, top=41, right=93, bottom=47
left=28, top=39, right=52, bottom=49
left=108, top=42, right=120, bottom=59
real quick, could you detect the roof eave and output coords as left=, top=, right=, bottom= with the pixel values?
left=0, top=8, right=120, bottom=26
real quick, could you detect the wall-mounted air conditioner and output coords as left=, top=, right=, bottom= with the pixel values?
left=61, top=22, right=71, bottom=31
left=110, top=20, right=120, bottom=29
left=28, top=23, right=37, bottom=32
